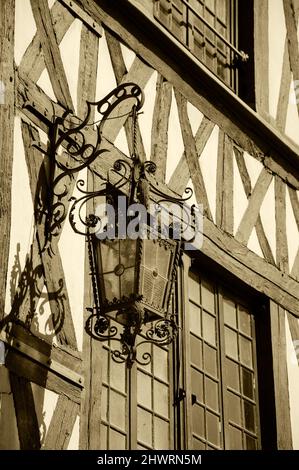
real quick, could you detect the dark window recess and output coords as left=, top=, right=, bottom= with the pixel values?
left=154, top=0, right=254, bottom=101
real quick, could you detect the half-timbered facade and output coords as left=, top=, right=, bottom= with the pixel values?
left=1, top=0, right=299, bottom=450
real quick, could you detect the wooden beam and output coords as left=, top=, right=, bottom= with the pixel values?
left=216, top=131, right=233, bottom=233
left=30, top=0, right=74, bottom=110
left=101, top=56, right=154, bottom=142
left=151, top=74, right=172, bottom=181
left=105, top=30, right=147, bottom=162
left=287, top=311, right=299, bottom=367
left=275, top=175, right=289, bottom=272
left=9, top=372, right=41, bottom=450
left=235, top=168, right=273, bottom=245
left=77, top=25, right=99, bottom=119
left=276, top=41, right=292, bottom=132
left=168, top=116, right=214, bottom=195
left=234, top=146, right=275, bottom=264
left=19, top=1, right=75, bottom=83
left=6, top=348, right=81, bottom=403
left=175, top=89, right=212, bottom=219
left=0, top=0, right=15, bottom=322
left=254, top=0, right=269, bottom=118
left=43, top=395, right=79, bottom=449
left=269, top=302, right=293, bottom=449
left=283, top=0, right=299, bottom=116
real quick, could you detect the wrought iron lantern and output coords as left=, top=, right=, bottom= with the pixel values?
left=45, top=83, right=195, bottom=367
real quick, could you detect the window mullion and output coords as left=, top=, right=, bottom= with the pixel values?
left=217, top=288, right=229, bottom=449
left=128, top=365, right=138, bottom=450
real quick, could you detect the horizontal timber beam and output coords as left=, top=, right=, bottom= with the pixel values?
left=0, top=324, right=83, bottom=388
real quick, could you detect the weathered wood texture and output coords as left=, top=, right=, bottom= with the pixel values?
left=43, top=395, right=79, bottom=449
left=234, top=146, right=275, bottom=264
left=235, top=168, right=273, bottom=245
left=175, top=89, right=212, bottom=219
left=151, top=74, right=172, bottom=181
left=254, top=0, right=269, bottom=118
left=269, top=302, right=293, bottom=449
left=216, top=131, right=233, bottom=233
left=0, top=0, right=15, bottom=321
left=168, top=116, right=214, bottom=195
left=106, top=30, right=147, bottom=162
left=9, top=372, right=41, bottom=449
left=19, top=0, right=74, bottom=82
left=275, top=176, right=289, bottom=272
left=283, top=0, right=299, bottom=116
left=30, top=0, right=73, bottom=109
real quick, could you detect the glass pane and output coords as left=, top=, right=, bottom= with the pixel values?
left=120, top=267, right=135, bottom=297
left=137, top=371, right=152, bottom=409
left=238, top=306, right=251, bottom=336
left=240, top=336, right=253, bottom=368
left=204, top=343, right=218, bottom=377
left=110, top=391, right=126, bottom=430
left=224, top=327, right=238, bottom=360
left=242, top=368, right=254, bottom=400
left=103, top=272, right=119, bottom=301
left=223, top=297, right=237, bottom=329
left=206, top=411, right=220, bottom=447
left=228, top=425, right=243, bottom=450
left=191, top=368, right=204, bottom=403
left=244, top=400, right=255, bottom=433
left=201, top=279, right=215, bottom=313
left=190, top=335, right=203, bottom=369
left=189, top=271, right=200, bottom=304
left=154, top=417, right=170, bottom=449
left=97, top=240, right=119, bottom=273
left=153, top=347, right=168, bottom=382
left=120, top=239, right=136, bottom=267
left=110, top=359, right=126, bottom=393
left=154, top=380, right=169, bottom=418
left=109, top=428, right=126, bottom=450
left=189, top=301, right=201, bottom=336
left=192, top=404, right=205, bottom=438
left=137, top=407, right=152, bottom=447
left=193, top=437, right=206, bottom=450
left=246, top=434, right=257, bottom=450
left=226, top=358, right=240, bottom=392
left=100, top=423, right=107, bottom=449
left=203, top=311, right=216, bottom=346
left=227, top=391, right=242, bottom=425
left=101, top=386, right=108, bottom=421
left=205, top=377, right=219, bottom=411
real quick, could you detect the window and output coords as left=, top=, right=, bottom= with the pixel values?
left=187, top=269, right=260, bottom=449
left=154, top=0, right=254, bottom=98
left=100, top=325, right=174, bottom=450
left=100, top=265, right=275, bottom=450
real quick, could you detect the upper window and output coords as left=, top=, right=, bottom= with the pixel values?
left=154, top=0, right=253, bottom=97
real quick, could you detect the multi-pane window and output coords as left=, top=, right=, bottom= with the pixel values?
left=188, top=270, right=260, bottom=449
left=100, top=332, right=173, bottom=450
left=154, top=0, right=242, bottom=91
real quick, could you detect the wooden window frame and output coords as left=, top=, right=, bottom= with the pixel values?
left=179, top=253, right=293, bottom=450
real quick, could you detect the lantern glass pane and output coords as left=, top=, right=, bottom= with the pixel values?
left=140, top=240, right=175, bottom=313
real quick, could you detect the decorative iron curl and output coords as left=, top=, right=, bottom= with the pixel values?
left=84, top=311, right=118, bottom=341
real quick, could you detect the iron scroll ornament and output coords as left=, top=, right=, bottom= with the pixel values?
left=42, top=82, right=196, bottom=367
